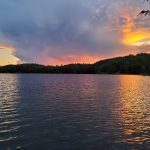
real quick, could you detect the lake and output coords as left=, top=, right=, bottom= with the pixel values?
left=0, top=74, right=150, bottom=150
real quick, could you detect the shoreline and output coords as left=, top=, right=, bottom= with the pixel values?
left=0, top=73, right=149, bottom=76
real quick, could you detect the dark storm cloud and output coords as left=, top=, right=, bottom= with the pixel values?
left=0, top=0, right=149, bottom=64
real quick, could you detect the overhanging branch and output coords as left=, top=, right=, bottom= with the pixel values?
left=139, top=0, right=150, bottom=16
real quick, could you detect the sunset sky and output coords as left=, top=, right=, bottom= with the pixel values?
left=0, top=0, right=150, bottom=66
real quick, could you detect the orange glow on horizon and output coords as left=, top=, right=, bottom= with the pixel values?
left=45, top=54, right=101, bottom=66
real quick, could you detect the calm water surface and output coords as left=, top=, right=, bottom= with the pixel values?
left=0, top=74, right=150, bottom=150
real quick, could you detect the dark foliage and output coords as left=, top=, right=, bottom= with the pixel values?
left=139, top=0, right=150, bottom=16
left=1, top=53, right=150, bottom=75
left=94, top=53, right=150, bottom=74
left=139, top=10, right=150, bottom=16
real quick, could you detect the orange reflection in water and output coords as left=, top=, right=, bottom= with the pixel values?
left=118, top=75, right=150, bottom=145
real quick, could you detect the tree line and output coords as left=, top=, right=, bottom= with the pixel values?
left=1, top=53, right=150, bottom=75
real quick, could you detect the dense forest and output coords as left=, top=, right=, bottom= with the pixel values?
left=1, top=53, right=150, bottom=74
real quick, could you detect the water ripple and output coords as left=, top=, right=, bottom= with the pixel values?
left=0, top=74, right=150, bottom=150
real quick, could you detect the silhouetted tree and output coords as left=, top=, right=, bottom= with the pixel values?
left=1, top=53, right=150, bottom=75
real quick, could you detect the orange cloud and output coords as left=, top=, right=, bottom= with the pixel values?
left=0, top=43, right=20, bottom=65
left=120, top=14, right=150, bottom=46
left=0, top=43, right=15, bottom=53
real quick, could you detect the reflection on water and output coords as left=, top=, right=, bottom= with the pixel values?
left=118, top=76, right=150, bottom=147
left=0, top=74, right=20, bottom=146
left=0, top=74, right=150, bottom=150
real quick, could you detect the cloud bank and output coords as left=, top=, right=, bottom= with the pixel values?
left=0, top=0, right=150, bottom=65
